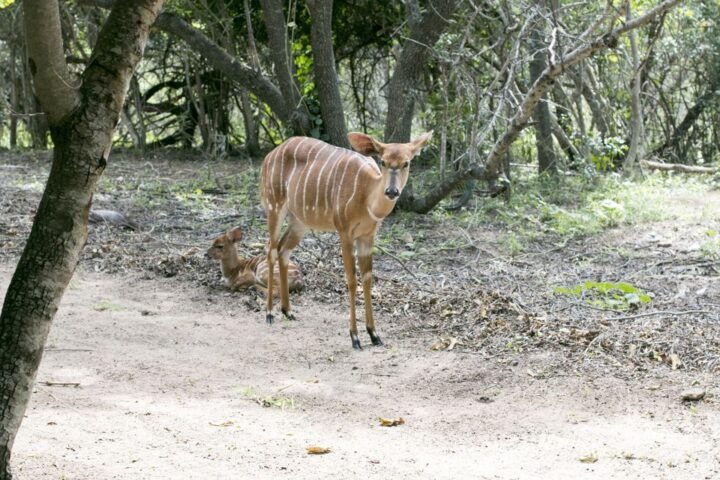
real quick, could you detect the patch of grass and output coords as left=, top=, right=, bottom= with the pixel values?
left=555, top=281, right=652, bottom=311
left=463, top=173, right=712, bottom=252
left=700, top=230, right=720, bottom=260
left=12, top=175, right=45, bottom=192
left=93, top=299, right=123, bottom=312
left=240, top=386, right=296, bottom=410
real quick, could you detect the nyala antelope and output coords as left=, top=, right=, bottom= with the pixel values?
left=207, top=227, right=304, bottom=295
left=260, top=131, right=432, bottom=349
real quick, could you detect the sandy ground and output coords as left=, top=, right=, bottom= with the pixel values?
left=3, top=266, right=719, bottom=480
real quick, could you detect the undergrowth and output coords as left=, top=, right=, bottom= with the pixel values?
left=390, top=172, right=713, bottom=256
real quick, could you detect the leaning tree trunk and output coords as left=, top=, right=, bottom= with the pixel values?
left=529, top=25, right=557, bottom=175
left=0, top=1, right=163, bottom=477
left=307, top=0, right=349, bottom=148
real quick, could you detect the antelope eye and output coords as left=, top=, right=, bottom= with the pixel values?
left=401, top=163, right=409, bottom=169
left=379, top=160, right=386, bottom=168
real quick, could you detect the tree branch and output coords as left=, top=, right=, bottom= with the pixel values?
left=403, top=0, right=683, bottom=214
left=79, top=0, right=291, bottom=125
left=23, top=0, right=79, bottom=126
left=482, top=0, right=683, bottom=179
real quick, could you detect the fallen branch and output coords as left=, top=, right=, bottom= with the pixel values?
left=375, top=245, right=420, bottom=281
left=641, top=160, right=717, bottom=174
left=609, top=309, right=712, bottom=321
left=38, top=381, right=81, bottom=387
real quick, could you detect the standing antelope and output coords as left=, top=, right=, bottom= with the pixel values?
left=207, top=227, right=304, bottom=294
left=260, top=131, right=432, bottom=349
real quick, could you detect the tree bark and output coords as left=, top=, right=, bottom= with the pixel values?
left=307, top=0, right=349, bottom=148
left=384, top=0, right=457, bottom=142
left=259, top=0, right=311, bottom=134
left=22, top=0, right=78, bottom=125
left=623, top=0, right=646, bottom=178
left=529, top=25, right=557, bottom=175
left=0, top=1, right=163, bottom=477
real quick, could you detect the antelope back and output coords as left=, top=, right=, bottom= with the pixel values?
left=261, top=137, right=381, bottom=230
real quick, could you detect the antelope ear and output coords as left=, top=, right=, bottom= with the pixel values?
left=227, top=227, right=243, bottom=243
left=409, top=131, right=433, bottom=155
left=348, top=132, right=385, bottom=156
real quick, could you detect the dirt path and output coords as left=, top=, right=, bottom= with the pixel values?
left=3, top=266, right=718, bottom=480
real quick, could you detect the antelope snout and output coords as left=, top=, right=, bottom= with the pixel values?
left=384, top=187, right=400, bottom=200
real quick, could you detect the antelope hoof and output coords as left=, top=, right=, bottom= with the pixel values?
left=282, top=309, right=297, bottom=321
left=351, top=332, right=362, bottom=350
left=266, top=313, right=275, bottom=325
left=368, top=329, right=383, bottom=346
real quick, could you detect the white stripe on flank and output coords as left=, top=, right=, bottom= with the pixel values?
left=294, top=141, right=322, bottom=210
left=367, top=206, right=382, bottom=222
left=269, top=143, right=286, bottom=200
left=314, top=148, right=339, bottom=212
left=344, top=161, right=367, bottom=218
left=335, top=157, right=352, bottom=219
left=277, top=142, right=289, bottom=196
left=324, top=150, right=345, bottom=213
left=286, top=137, right=310, bottom=204
left=303, top=144, right=328, bottom=212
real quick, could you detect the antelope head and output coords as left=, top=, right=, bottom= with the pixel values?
left=207, top=226, right=244, bottom=260
left=347, top=131, right=433, bottom=200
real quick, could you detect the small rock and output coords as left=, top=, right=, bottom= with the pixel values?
left=680, top=388, right=705, bottom=402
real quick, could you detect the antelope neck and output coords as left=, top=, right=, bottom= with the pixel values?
left=367, top=175, right=398, bottom=220
left=220, top=245, right=243, bottom=280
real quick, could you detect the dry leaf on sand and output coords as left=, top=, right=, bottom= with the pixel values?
left=306, top=446, right=331, bottom=455
left=379, top=417, right=405, bottom=427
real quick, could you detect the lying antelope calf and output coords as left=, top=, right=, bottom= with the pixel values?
left=207, top=227, right=303, bottom=295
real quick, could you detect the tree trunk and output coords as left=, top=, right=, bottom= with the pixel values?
left=240, top=90, right=261, bottom=157
left=384, top=0, right=458, bottom=142
left=623, top=0, right=645, bottom=178
left=0, top=1, right=163, bottom=477
left=259, top=0, right=310, bottom=135
left=307, top=0, right=349, bottom=148
left=9, top=39, right=18, bottom=149
left=529, top=26, right=556, bottom=175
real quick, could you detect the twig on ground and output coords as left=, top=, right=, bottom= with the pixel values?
left=376, top=245, right=420, bottom=281
left=609, top=309, right=711, bottom=321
